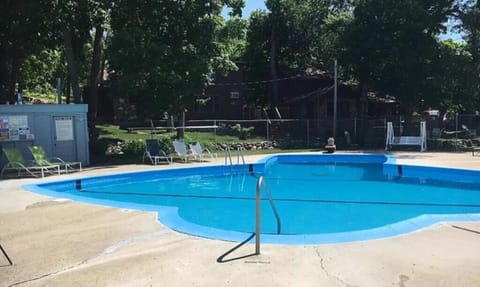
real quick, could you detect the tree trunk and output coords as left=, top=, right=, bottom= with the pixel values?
left=0, top=50, right=9, bottom=104
left=65, top=75, right=71, bottom=104
left=270, top=25, right=279, bottom=106
left=88, top=25, right=104, bottom=121
left=7, top=58, right=20, bottom=104
left=63, top=29, right=82, bottom=104
left=176, top=111, right=185, bottom=139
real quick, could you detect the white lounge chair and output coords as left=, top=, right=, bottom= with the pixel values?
left=189, top=142, right=216, bottom=161
left=173, top=140, right=194, bottom=162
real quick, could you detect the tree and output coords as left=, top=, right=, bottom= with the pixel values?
left=430, top=40, right=472, bottom=111
left=459, top=0, right=480, bottom=110
left=342, top=0, right=455, bottom=111
left=54, top=0, right=93, bottom=104
left=215, top=17, right=249, bottom=75
left=0, top=0, right=56, bottom=104
left=244, top=0, right=353, bottom=107
left=108, top=0, right=244, bottom=121
left=83, top=0, right=113, bottom=120
left=19, top=49, right=66, bottom=100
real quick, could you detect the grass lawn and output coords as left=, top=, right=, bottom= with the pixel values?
left=91, top=124, right=315, bottom=165
left=96, top=124, right=267, bottom=143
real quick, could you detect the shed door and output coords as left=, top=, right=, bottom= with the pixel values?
left=53, top=116, right=77, bottom=161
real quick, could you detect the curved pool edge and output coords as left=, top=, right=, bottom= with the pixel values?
left=22, top=153, right=480, bottom=245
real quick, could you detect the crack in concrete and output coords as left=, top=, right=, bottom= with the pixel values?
left=7, top=230, right=170, bottom=287
left=315, top=247, right=356, bottom=287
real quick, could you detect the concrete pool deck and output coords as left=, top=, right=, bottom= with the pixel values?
left=1, top=151, right=480, bottom=286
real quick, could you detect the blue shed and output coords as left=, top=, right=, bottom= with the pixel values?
left=0, top=104, right=90, bottom=167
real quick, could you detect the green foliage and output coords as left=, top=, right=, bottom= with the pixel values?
left=342, top=0, right=455, bottom=111
left=19, top=49, right=66, bottom=102
left=244, top=0, right=353, bottom=107
left=230, top=124, right=254, bottom=140
left=431, top=40, right=472, bottom=111
left=6, top=0, right=480, bottom=118
left=157, top=136, right=175, bottom=154
left=122, top=139, right=145, bottom=156
left=459, top=1, right=480, bottom=110
left=0, top=0, right=57, bottom=103
left=108, top=0, right=244, bottom=118
left=214, top=17, right=249, bottom=74
left=244, top=10, right=272, bottom=107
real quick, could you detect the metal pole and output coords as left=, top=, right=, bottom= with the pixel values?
left=255, top=177, right=262, bottom=255
left=214, top=120, right=217, bottom=144
left=354, top=117, right=357, bottom=137
left=56, top=78, right=62, bottom=104
left=333, top=59, right=338, bottom=138
left=306, top=119, right=310, bottom=148
left=266, top=120, right=269, bottom=141
left=455, top=113, right=459, bottom=151
left=182, top=111, right=186, bottom=137
left=263, top=109, right=271, bottom=141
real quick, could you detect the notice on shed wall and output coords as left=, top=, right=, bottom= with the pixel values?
left=55, top=116, right=74, bottom=141
left=9, top=115, right=28, bottom=130
left=8, top=115, right=29, bottom=140
left=0, top=115, right=9, bottom=140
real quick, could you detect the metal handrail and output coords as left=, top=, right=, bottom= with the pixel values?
left=255, top=176, right=281, bottom=255
left=224, top=146, right=233, bottom=165
left=237, top=147, right=245, bottom=164
left=224, top=146, right=245, bottom=165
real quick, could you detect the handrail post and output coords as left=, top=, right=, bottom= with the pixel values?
left=255, top=176, right=262, bottom=255
left=237, top=147, right=245, bottom=164
left=255, top=176, right=281, bottom=255
left=224, top=146, right=233, bottom=165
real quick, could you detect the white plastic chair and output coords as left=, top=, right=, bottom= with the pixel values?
left=189, top=142, right=216, bottom=161
left=173, top=140, right=193, bottom=162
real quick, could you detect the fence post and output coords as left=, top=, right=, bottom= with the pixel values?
left=266, top=119, right=269, bottom=141
left=214, top=120, right=217, bottom=143
left=354, top=117, right=357, bottom=138
left=306, top=119, right=310, bottom=148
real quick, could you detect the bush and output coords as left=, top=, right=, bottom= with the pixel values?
left=158, top=136, right=174, bottom=153
left=231, top=124, right=254, bottom=140
left=122, top=139, right=145, bottom=156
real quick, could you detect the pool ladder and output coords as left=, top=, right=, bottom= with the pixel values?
left=255, top=176, right=281, bottom=255
left=224, top=146, right=245, bottom=165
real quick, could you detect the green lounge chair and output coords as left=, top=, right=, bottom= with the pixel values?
left=28, top=145, right=82, bottom=173
left=1, top=147, right=60, bottom=178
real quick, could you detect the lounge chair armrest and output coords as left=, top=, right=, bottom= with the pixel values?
left=4, top=161, right=27, bottom=169
left=203, top=148, right=217, bottom=158
left=25, top=159, right=40, bottom=166
left=48, top=157, right=67, bottom=164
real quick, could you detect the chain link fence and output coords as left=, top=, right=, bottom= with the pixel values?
left=187, top=114, right=480, bottom=150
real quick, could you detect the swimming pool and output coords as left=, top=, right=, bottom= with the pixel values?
left=25, top=154, right=480, bottom=244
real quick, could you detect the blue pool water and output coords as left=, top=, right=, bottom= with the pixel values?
left=25, top=154, right=480, bottom=244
